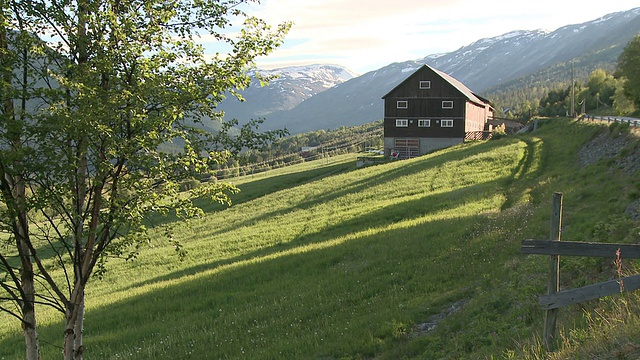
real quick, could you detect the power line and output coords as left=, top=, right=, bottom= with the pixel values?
left=213, top=126, right=383, bottom=179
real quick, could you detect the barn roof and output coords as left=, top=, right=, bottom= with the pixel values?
left=383, top=64, right=489, bottom=107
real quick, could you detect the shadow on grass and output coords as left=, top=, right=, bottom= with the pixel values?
left=122, top=170, right=513, bottom=293
left=201, top=160, right=357, bottom=210
left=187, top=140, right=514, bottom=241
left=2, top=209, right=499, bottom=359
left=144, top=160, right=357, bottom=229
left=0, top=138, right=535, bottom=358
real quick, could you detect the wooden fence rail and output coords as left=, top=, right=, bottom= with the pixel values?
left=521, top=240, right=640, bottom=258
left=538, top=274, right=640, bottom=310
left=520, top=192, right=640, bottom=350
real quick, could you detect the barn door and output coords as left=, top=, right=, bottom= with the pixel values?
left=394, top=139, right=419, bottom=159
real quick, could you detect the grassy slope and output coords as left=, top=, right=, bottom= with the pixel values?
left=1, top=119, right=639, bottom=359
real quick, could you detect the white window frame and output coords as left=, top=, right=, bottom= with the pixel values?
left=396, top=119, right=408, bottom=127
left=419, top=81, right=431, bottom=89
left=442, top=100, right=454, bottom=109
left=417, top=119, right=430, bottom=127
left=397, top=100, right=408, bottom=109
left=441, top=119, right=454, bottom=127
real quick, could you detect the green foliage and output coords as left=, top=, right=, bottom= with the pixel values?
left=616, top=33, right=640, bottom=108
left=491, top=123, right=507, bottom=139
left=179, top=178, right=201, bottom=192
left=253, top=121, right=383, bottom=159
left=538, top=86, right=572, bottom=116
left=484, top=44, right=639, bottom=118
left=217, top=121, right=383, bottom=179
left=532, top=68, right=624, bottom=116
left=613, top=78, right=637, bottom=115
left=577, top=69, right=617, bottom=112
left=0, top=0, right=290, bottom=358
left=591, top=214, right=637, bottom=244
left=483, top=53, right=618, bottom=119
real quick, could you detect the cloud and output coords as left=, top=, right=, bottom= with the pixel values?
left=255, top=0, right=457, bottom=30
left=248, top=0, right=468, bottom=72
left=202, top=0, right=640, bottom=74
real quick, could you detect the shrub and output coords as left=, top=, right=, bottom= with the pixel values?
left=179, top=177, right=201, bottom=191
left=491, top=124, right=507, bottom=140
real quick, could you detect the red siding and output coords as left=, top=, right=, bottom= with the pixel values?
left=464, top=102, right=487, bottom=132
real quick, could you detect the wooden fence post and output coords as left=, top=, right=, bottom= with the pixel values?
left=543, top=192, right=563, bottom=350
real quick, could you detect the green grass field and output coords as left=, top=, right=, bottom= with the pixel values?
left=2, top=118, right=639, bottom=359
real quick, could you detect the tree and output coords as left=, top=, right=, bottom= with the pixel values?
left=538, top=86, right=571, bottom=117
left=581, top=69, right=616, bottom=112
left=1, top=7, right=45, bottom=359
left=616, top=33, right=640, bottom=109
left=613, top=79, right=636, bottom=115
left=0, top=1, right=290, bottom=359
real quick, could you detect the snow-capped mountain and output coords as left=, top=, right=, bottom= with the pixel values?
left=422, top=7, right=640, bottom=91
left=256, top=65, right=356, bottom=90
left=223, top=7, right=640, bottom=134
left=217, top=64, right=356, bottom=122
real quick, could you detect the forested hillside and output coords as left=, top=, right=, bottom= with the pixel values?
left=214, top=121, right=383, bottom=178
left=483, top=50, right=620, bottom=118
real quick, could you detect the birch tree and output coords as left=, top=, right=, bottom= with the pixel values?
left=0, top=1, right=289, bottom=359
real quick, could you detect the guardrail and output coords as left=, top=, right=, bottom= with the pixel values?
left=582, top=114, right=640, bottom=127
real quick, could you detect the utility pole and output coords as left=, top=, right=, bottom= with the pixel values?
left=570, top=61, right=575, bottom=118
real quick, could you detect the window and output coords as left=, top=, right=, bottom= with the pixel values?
left=418, top=119, right=430, bottom=127
left=397, top=100, right=408, bottom=109
left=441, top=119, right=453, bottom=127
left=396, top=119, right=408, bottom=127
left=442, top=101, right=453, bottom=109
left=419, top=81, right=431, bottom=89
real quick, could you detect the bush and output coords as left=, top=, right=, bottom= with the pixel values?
left=491, top=124, right=507, bottom=140
left=179, top=177, right=201, bottom=191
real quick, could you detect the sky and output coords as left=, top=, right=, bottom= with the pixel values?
left=215, top=0, right=640, bottom=75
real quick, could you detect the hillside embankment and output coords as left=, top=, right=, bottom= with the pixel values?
left=578, top=121, right=640, bottom=221
left=533, top=119, right=640, bottom=359
left=1, top=118, right=640, bottom=359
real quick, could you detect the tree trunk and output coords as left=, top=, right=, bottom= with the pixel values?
left=0, top=13, right=40, bottom=360
left=20, top=236, right=40, bottom=360
left=63, top=1, right=90, bottom=358
left=63, top=288, right=85, bottom=360
left=74, top=292, right=85, bottom=360
left=17, top=180, right=39, bottom=360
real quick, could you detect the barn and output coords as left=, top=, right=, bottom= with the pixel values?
left=382, top=64, right=494, bottom=159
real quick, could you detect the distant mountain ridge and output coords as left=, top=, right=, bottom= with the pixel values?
left=217, top=64, right=357, bottom=123
left=225, top=7, right=640, bottom=134
left=423, top=8, right=640, bottom=91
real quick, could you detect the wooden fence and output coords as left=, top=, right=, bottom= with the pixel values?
left=520, top=192, right=640, bottom=350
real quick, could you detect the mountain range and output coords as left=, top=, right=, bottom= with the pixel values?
left=218, top=7, right=640, bottom=134
left=217, top=65, right=357, bottom=125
